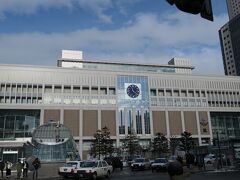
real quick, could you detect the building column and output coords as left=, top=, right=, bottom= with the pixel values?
left=133, top=108, right=137, bottom=134
left=181, top=111, right=185, bottom=132
left=141, top=108, right=145, bottom=135
left=149, top=110, right=154, bottom=136
left=165, top=110, right=170, bottom=138
left=40, top=108, right=44, bottom=125
left=207, top=111, right=213, bottom=145
left=79, top=109, right=83, bottom=159
left=116, top=108, right=120, bottom=148
left=196, top=111, right=202, bottom=146
left=124, top=108, right=128, bottom=135
left=60, top=108, right=64, bottom=124
left=98, top=110, right=101, bottom=130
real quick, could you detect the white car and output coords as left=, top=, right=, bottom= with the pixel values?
left=75, top=160, right=113, bottom=180
left=58, top=161, right=83, bottom=178
left=151, top=158, right=168, bottom=172
left=131, top=158, right=151, bottom=171
left=204, top=154, right=216, bottom=164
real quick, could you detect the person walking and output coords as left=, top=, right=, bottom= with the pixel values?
left=32, top=158, right=40, bottom=179
left=5, top=161, right=12, bottom=179
left=23, top=160, right=29, bottom=178
left=16, top=159, right=23, bottom=179
left=0, top=159, right=5, bottom=180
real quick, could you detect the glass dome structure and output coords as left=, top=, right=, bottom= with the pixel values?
left=27, top=121, right=79, bottom=162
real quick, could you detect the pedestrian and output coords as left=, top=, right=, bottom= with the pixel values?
left=32, top=158, right=41, bottom=179
left=0, top=159, right=5, bottom=179
left=168, top=161, right=191, bottom=180
left=5, top=161, right=12, bottom=179
left=23, top=160, right=29, bottom=177
left=16, top=159, right=23, bottom=179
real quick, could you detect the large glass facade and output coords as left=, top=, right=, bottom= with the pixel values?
left=0, top=110, right=40, bottom=139
left=117, top=76, right=150, bottom=135
left=211, top=112, right=240, bottom=139
left=28, top=122, right=78, bottom=162
left=79, top=61, right=176, bottom=74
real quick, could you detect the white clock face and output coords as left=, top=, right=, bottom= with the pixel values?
left=126, top=84, right=140, bottom=98
left=124, top=83, right=142, bottom=100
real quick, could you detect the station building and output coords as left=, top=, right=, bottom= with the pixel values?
left=1, top=50, right=240, bottom=160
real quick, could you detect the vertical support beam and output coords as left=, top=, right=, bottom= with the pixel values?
left=165, top=110, right=170, bottom=138
left=116, top=108, right=120, bottom=148
left=196, top=111, right=202, bottom=146
left=149, top=110, right=154, bottom=136
left=124, top=108, right=128, bottom=135
left=98, top=109, right=101, bottom=130
left=79, top=109, right=83, bottom=160
left=40, top=108, right=44, bottom=125
left=181, top=111, right=185, bottom=133
left=60, top=108, right=64, bottom=124
left=141, top=108, right=145, bottom=135
left=207, top=111, right=213, bottom=145
left=133, top=108, right=137, bottom=134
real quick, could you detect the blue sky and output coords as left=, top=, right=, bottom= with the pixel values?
left=0, top=0, right=228, bottom=75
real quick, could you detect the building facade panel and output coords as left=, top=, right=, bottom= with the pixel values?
left=64, top=110, right=80, bottom=137
left=83, top=110, right=98, bottom=136
left=152, top=111, right=167, bottom=135
left=184, top=111, right=198, bottom=135
left=101, top=110, right=116, bottom=136
left=168, top=111, right=182, bottom=135
left=44, top=109, right=60, bottom=123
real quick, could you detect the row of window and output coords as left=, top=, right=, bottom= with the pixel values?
left=150, top=89, right=206, bottom=97
left=150, top=98, right=208, bottom=107
left=150, top=88, right=240, bottom=102
left=0, top=96, right=117, bottom=105
left=0, top=84, right=116, bottom=95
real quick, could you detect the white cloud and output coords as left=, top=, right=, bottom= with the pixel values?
left=0, top=12, right=227, bottom=75
left=0, top=0, right=73, bottom=19
left=78, top=0, right=113, bottom=23
left=0, top=0, right=113, bottom=23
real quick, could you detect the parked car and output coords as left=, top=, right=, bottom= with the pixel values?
left=75, top=160, right=113, bottom=180
left=151, top=158, right=169, bottom=172
left=131, top=158, right=151, bottom=171
left=204, top=154, right=216, bottom=164
left=58, top=161, right=83, bottom=178
left=104, top=157, right=123, bottom=171
left=168, top=155, right=178, bottom=163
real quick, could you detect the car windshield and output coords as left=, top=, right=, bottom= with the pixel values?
left=135, top=158, right=144, bottom=163
left=64, top=162, right=78, bottom=167
left=155, top=159, right=167, bottom=163
left=81, top=161, right=97, bottom=168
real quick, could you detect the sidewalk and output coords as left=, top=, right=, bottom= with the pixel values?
left=1, top=162, right=64, bottom=179
left=183, top=164, right=239, bottom=174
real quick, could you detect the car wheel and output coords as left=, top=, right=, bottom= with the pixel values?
left=106, top=171, right=110, bottom=178
left=152, top=168, right=154, bottom=173
left=92, top=172, right=97, bottom=180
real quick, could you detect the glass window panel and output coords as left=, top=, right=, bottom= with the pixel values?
left=144, top=110, right=151, bottom=134
left=136, top=110, right=142, bottom=134
left=119, top=109, right=125, bottom=134
left=5, top=116, right=15, bottom=129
